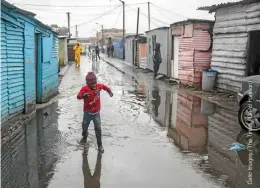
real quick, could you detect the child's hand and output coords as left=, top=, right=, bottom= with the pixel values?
left=109, top=91, right=113, bottom=97
left=83, top=93, right=89, bottom=99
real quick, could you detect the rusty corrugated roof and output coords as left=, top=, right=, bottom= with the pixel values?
left=198, top=0, right=260, bottom=13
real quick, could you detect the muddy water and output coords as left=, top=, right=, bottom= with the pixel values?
left=2, top=57, right=260, bottom=188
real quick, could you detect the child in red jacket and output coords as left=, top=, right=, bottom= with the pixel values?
left=77, top=72, right=113, bottom=153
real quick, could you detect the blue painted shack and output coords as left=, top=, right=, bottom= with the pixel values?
left=1, top=0, right=59, bottom=123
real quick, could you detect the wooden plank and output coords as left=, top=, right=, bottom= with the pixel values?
left=211, top=66, right=245, bottom=76
left=211, top=56, right=246, bottom=64
left=212, top=43, right=247, bottom=52
left=218, top=73, right=244, bottom=82
left=214, top=17, right=260, bottom=29
left=214, top=26, right=246, bottom=34
left=212, top=50, right=246, bottom=58
left=211, top=61, right=245, bottom=70
left=213, top=36, right=247, bottom=44
left=213, top=33, right=248, bottom=39
left=246, top=2, right=260, bottom=12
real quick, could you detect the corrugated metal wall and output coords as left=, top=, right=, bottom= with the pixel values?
left=212, top=2, right=260, bottom=91
left=125, top=36, right=135, bottom=64
left=1, top=20, right=9, bottom=120
left=173, top=22, right=213, bottom=87
left=24, top=22, right=36, bottom=113
left=41, top=35, right=58, bottom=102
left=1, top=19, right=25, bottom=122
left=1, top=4, right=59, bottom=123
left=146, top=28, right=169, bottom=76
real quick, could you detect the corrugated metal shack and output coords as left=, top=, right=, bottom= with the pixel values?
left=146, top=27, right=170, bottom=77
left=170, top=19, right=214, bottom=87
left=58, top=36, right=68, bottom=66
left=1, top=0, right=59, bottom=123
left=125, top=35, right=136, bottom=65
left=125, top=34, right=147, bottom=66
left=112, top=38, right=124, bottom=59
left=198, top=0, right=260, bottom=91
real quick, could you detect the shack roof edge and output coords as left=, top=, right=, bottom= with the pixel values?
left=145, top=26, right=169, bottom=34
left=197, top=0, right=260, bottom=13
left=170, top=18, right=214, bottom=26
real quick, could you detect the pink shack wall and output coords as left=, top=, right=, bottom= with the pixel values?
left=171, top=21, right=214, bottom=87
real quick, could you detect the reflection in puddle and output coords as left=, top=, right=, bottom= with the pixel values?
left=132, top=81, right=260, bottom=188
left=82, top=147, right=102, bottom=187
left=168, top=93, right=208, bottom=154
left=1, top=102, right=64, bottom=188
left=151, top=85, right=161, bottom=117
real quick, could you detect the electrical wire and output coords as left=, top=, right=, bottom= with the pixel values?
left=14, top=3, right=120, bottom=8
left=13, top=2, right=147, bottom=8
left=126, top=6, right=167, bottom=27
left=72, top=5, right=121, bottom=28
left=151, top=4, right=177, bottom=23
left=112, top=8, right=122, bottom=28
left=150, top=3, right=187, bottom=19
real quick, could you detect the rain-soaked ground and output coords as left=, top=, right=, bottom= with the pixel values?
left=2, top=56, right=260, bottom=188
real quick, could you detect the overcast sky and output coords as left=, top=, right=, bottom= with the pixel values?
left=7, top=0, right=239, bottom=37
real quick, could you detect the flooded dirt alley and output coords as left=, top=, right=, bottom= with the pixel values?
left=2, top=56, right=260, bottom=188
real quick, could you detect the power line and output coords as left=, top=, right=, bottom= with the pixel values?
left=72, top=5, right=121, bottom=28
left=125, top=6, right=160, bottom=28
left=13, top=2, right=147, bottom=8
left=132, top=6, right=168, bottom=26
left=14, top=3, right=120, bottom=8
left=112, top=8, right=122, bottom=28
left=150, top=3, right=187, bottom=19
left=151, top=5, right=177, bottom=23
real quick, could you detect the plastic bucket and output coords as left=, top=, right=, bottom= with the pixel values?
left=202, top=69, right=217, bottom=91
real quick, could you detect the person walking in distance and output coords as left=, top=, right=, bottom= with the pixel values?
left=77, top=72, right=113, bottom=153
left=73, top=42, right=82, bottom=67
left=110, top=44, right=114, bottom=57
left=152, top=43, right=162, bottom=78
left=107, top=46, right=110, bottom=57
left=95, top=45, right=100, bottom=61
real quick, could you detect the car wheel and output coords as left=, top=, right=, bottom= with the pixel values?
left=238, top=101, right=260, bottom=132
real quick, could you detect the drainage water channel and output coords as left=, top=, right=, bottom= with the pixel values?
left=1, top=57, right=260, bottom=188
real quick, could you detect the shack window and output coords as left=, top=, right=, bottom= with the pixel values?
left=247, top=30, right=260, bottom=76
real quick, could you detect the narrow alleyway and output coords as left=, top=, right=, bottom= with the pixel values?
left=2, top=56, right=260, bottom=188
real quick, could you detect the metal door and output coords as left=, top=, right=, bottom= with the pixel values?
left=173, top=36, right=179, bottom=79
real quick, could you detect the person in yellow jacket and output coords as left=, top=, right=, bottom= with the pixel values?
left=73, top=43, right=83, bottom=66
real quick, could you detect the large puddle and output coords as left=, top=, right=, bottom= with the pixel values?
left=2, top=58, right=260, bottom=188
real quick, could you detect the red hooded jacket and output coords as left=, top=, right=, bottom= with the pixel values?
left=77, top=84, right=111, bottom=114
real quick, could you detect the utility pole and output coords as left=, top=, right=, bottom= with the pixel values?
left=96, top=32, right=98, bottom=45
left=96, top=23, right=104, bottom=52
left=119, top=0, right=125, bottom=59
left=135, top=7, right=140, bottom=66
left=67, top=12, right=71, bottom=38
left=110, top=0, right=125, bottom=59
left=148, top=2, right=151, bottom=30
left=75, top=25, right=78, bottom=38
left=93, top=29, right=98, bottom=45
left=101, top=25, right=104, bottom=50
